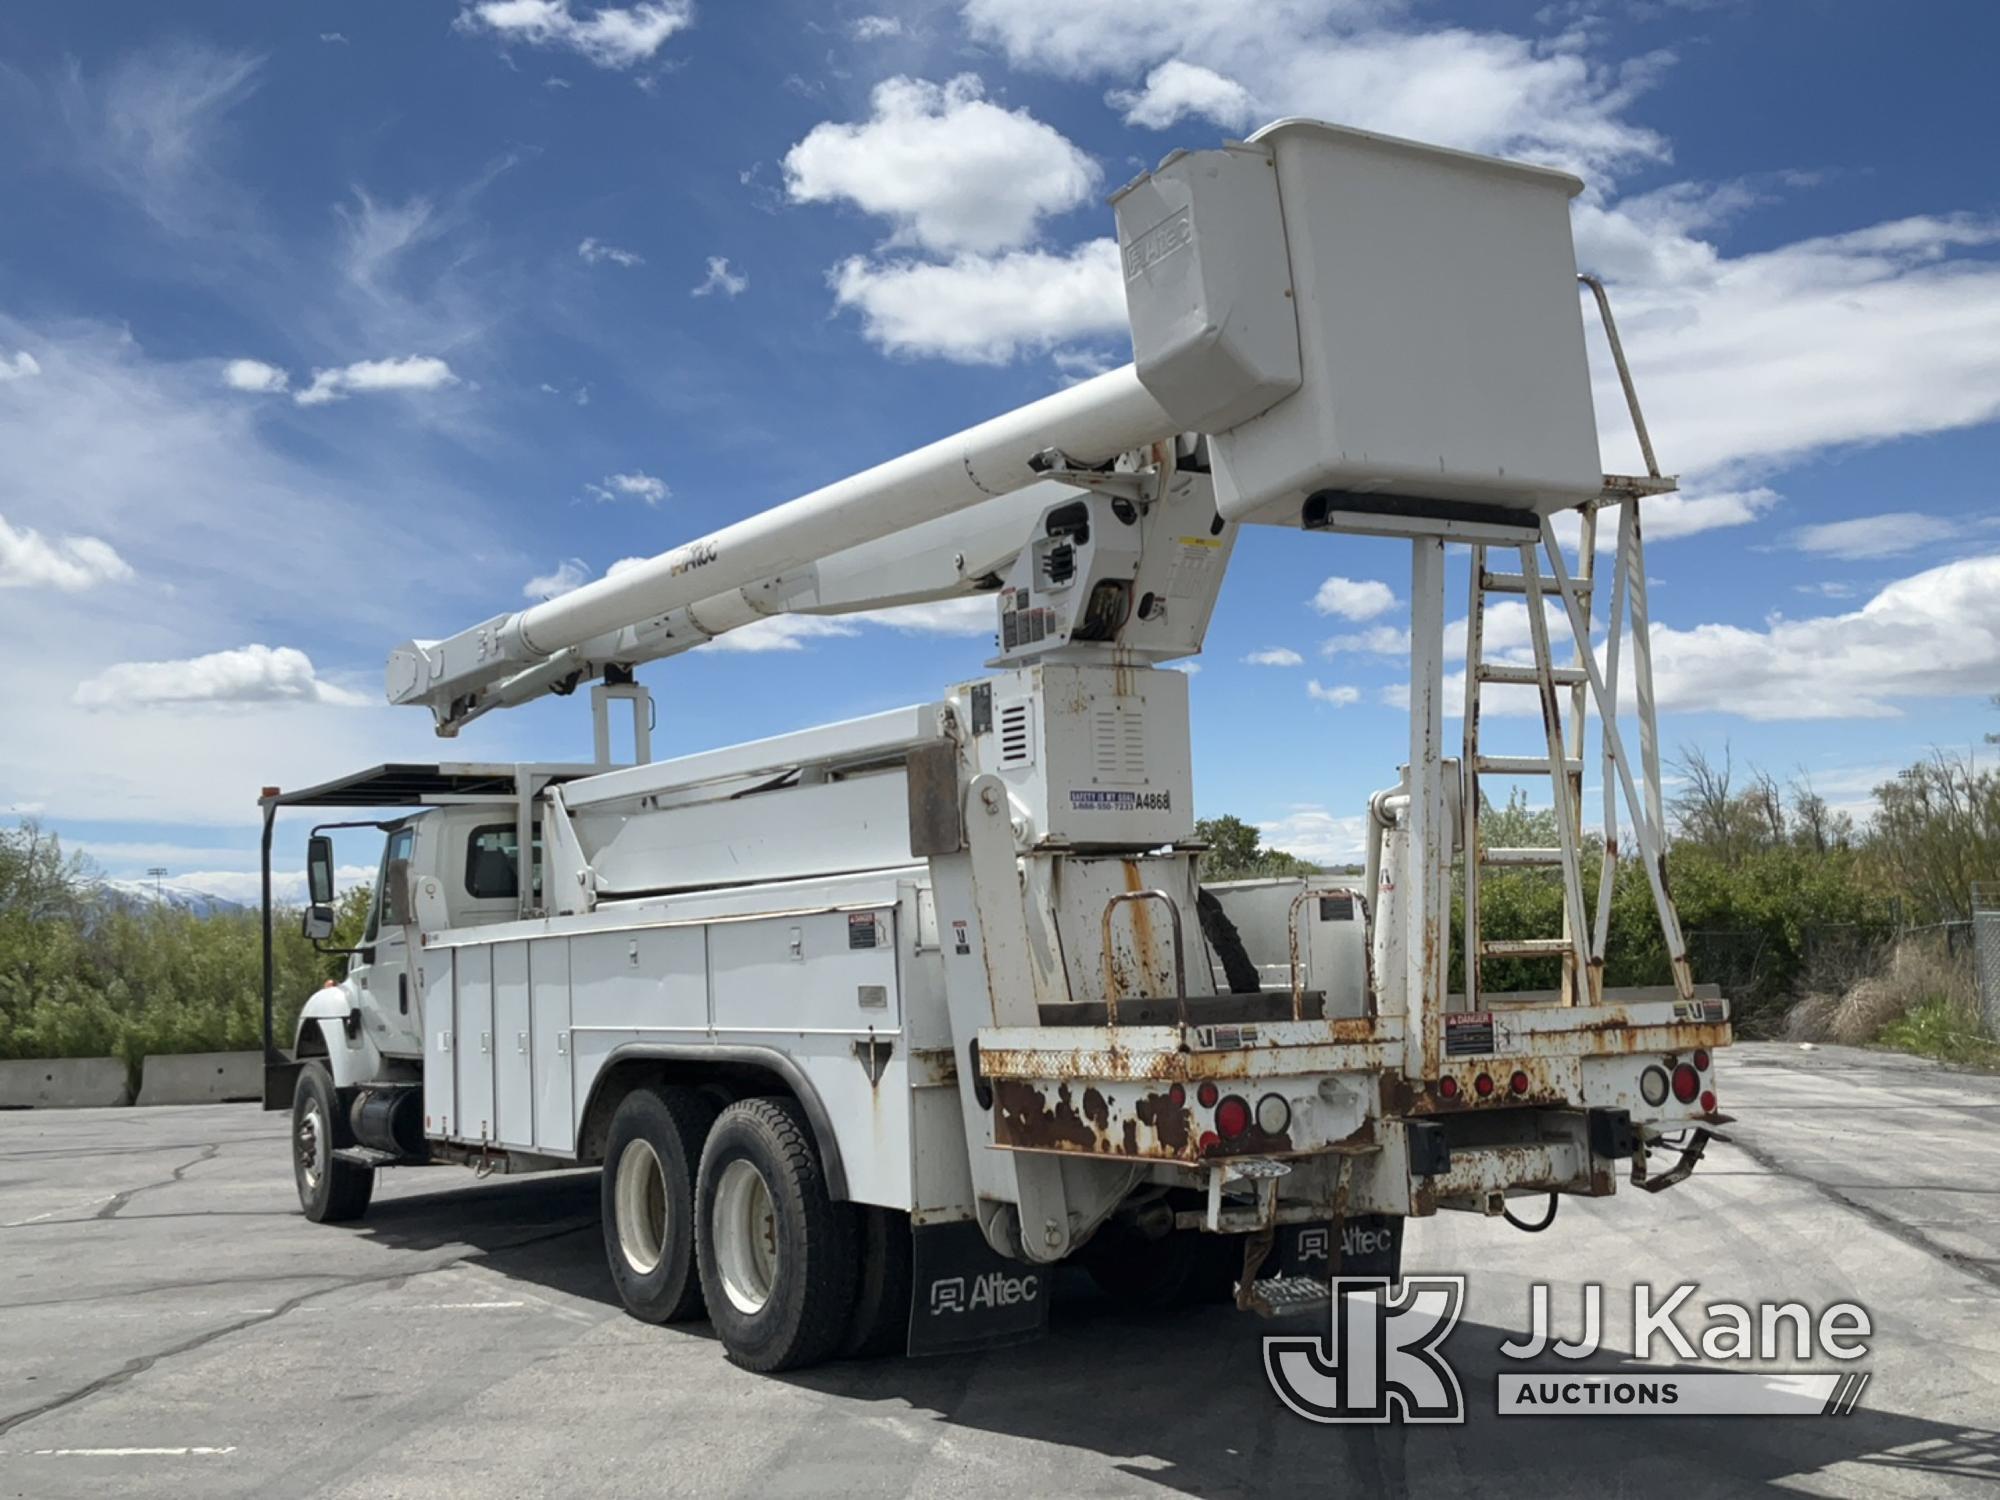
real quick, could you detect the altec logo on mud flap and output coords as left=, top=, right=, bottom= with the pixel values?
left=1266, top=1279, right=1875, bottom=1423
left=930, top=1271, right=1040, bottom=1316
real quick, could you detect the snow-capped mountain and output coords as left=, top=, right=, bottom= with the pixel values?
left=94, top=880, right=248, bottom=919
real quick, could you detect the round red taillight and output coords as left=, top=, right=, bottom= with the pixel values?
left=1474, top=1073, right=1495, bottom=1098
left=1700, top=1090, right=1716, bottom=1113
left=1509, top=1070, right=1530, bottom=1096
left=1215, top=1095, right=1251, bottom=1138
left=1199, top=1130, right=1219, bottom=1151
left=1671, top=1063, right=1700, bottom=1104
left=1438, top=1076, right=1459, bottom=1100
left=1197, top=1081, right=1219, bottom=1108
left=1167, top=1083, right=1186, bottom=1109
left=1693, top=1049, right=1711, bottom=1072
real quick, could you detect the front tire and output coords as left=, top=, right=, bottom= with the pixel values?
left=601, top=1085, right=715, bottom=1323
left=696, top=1097, right=856, bottom=1372
left=293, top=1061, right=373, bottom=1223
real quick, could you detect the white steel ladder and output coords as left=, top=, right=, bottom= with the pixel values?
left=1459, top=274, right=1698, bottom=1009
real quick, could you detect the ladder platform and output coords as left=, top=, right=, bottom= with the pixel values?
left=1476, top=754, right=1583, bottom=776
left=1481, top=846, right=1564, bottom=867
left=1476, top=663, right=1588, bottom=687
left=1479, top=937, right=1575, bottom=959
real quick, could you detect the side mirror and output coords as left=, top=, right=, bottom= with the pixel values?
left=302, top=904, right=335, bottom=942
left=307, top=835, right=336, bottom=906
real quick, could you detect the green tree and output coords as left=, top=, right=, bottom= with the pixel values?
left=1194, top=814, right=1317, bottom=880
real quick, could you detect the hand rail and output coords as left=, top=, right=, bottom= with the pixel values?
left=1100, top=889, right=1187, bottom=1028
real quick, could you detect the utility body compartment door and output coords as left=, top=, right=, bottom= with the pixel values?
left=455, top=945, right=496, bottom=1141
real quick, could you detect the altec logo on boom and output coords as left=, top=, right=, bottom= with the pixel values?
left=1265, top=1279, right=1874, bottom=1422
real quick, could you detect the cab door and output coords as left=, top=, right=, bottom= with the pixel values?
left=354, top=825, right=421, bottom=1056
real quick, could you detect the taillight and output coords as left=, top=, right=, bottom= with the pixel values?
left=1693, top=1049, right=1711, bottom=1071
left=1215, top=1095, right=1251, bottom=1138
left=1256, top=1093, right=1291, bottom=1134
left=1671, top=1063, right=1700, bottom=1104
left=1700, top=1090, right=1716, bottom=1113
left=1474, top=1072, right=1495, bottom=1098
left=1197, top=1081, right=1219, bottom=1108
left=1199, top=1130, right=1219, bottom=1151
left=1438, top=1076, right=1459, bottom=1100
left=1167, top=1083, right=1186, bottom=1109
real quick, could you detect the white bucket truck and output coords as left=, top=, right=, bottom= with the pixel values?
left=258, top=121, right=1731, bottom=1371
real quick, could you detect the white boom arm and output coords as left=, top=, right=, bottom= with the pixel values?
left=432, top=479, right=1084, bottom=732
left=390, top=366, right=1174, bottom=731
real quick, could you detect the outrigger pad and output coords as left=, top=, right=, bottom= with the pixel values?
left=908, top=1221, right=1054, bottom=1357
left=1271, top=1214, right=1404, bottom=1284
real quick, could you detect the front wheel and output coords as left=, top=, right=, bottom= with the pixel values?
left=293, top=1061, right=373, bottom=1222
left=696, top=1097, right=856, bottom=1372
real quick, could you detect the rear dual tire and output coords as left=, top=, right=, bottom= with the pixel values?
left=696, top=1097, right=858, bottom=1372
left=602, top=1086, right=717, bottom=1323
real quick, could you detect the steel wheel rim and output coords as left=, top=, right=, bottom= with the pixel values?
left=712, top=1158, right=778, bottom=1316
left=615, top=1138, right=669, bottom=1276
left=297, top=1102, right=325, bottom=1192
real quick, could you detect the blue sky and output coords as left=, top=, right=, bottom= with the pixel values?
left=2, top=0, right=1998, bottom=899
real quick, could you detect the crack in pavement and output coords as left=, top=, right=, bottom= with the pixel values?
left=1727, top=1131, right=2000, bottom=1292
left=0, top=1219, right=596, bottom=1439
left=93, top=1144, right=222, bottom=1220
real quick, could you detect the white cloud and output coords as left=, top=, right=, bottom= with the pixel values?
left=1786, top=511, right=1970, bottom=561
left=0, top=349, right=41, bottom=381
left=691, top=255, right=748, bottom=298
left=1641, top=553, right=2000, bottom=721
left=1109, top=59, right=1254, bottom=130
left=454, top=0, right=693, bottom=69
left=1580, top=209, right=2000, bottom=481
left=319, top=32, right=349, bottom=44
left=1307, top=679, right=1360, bottom=705
left=851, top=595, right=997, bottom=635
left=962, top=2, right=1670, bottom=179
left=605, top=555, right=650, bottom=579
left=830, top=239, right=1125, bottom=363
left=524, top=558, right=590, bottom=599
left=1164, top=660, right=1201, bottom=674
left=1245, top=647, right=1304, bottom=666
left=578, top=235, right=645, bottom=267
left=74, top=644, right=368, bottom=709
left=784, top=75, right=1098, bottom=255
left=587, top=471, right=669, bottom=504
left=0, top=514, right=134, bottom=591
left=697, top=615, right=861, bottom=653
left=851, top=15, right=903, bottom=39
left=1320, top=624, right=1408, bottom=657
left=222, top=358, right=288, bottom=393
left=1256, top=806, right=1368, bottom=866
left=295, top=355, right=458, bottom=407
left=1312, top=576, right=1396, bottom=620
left=54, top=42, right=265, bottom=236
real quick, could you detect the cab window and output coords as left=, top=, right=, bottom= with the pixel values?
left=465, top=823, right=539, bottom=900
left=363, top=827, right=415, bottom=946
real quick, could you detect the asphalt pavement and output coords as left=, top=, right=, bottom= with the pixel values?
left=2, top=1041, right=1997, bottom=1498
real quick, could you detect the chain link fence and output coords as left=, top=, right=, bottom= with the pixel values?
left=1975, top=883, right=2000, bottom=1040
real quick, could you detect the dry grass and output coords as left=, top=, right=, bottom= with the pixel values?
left=1784, top=936, right=1977, bottom=1046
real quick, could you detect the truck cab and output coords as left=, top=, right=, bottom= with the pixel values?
left=296, top=799, right=550, bottom=1078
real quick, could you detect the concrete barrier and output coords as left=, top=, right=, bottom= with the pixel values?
left=0, top=1057, right=132, bottom=1109
left=137, top=1051, right=264, bottom=1107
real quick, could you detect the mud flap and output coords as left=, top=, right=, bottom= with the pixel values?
left=908, top=1220, right=1053, bottom=1357
left=1271, top=1214, right=1403, bottom=1283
